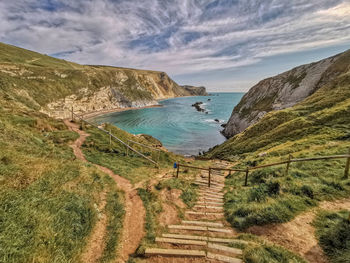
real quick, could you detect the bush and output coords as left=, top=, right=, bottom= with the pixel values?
left=314, top=210, right=350, bottom=263
left=301, top=185, right=314, bottom=199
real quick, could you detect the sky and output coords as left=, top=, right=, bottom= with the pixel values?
left=1, top=0, right=350, bottom=92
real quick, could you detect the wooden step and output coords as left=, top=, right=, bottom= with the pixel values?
left=162, top=233, right=208, bottom=241
left=168, top=225, right=206, bottom=231
left=145, top=248, right=206, bottom=257
left=208, top=227, right=233, bottom=233
left=199, top=192, right=224, bottom=197
left=207, top=252, right=243, bottom=263
left=197, top=201, right=224, bottom=206
left=194, top=205, right=223, bottom=210
left=156, top=237, right=206, bottom=246
left=168, top=225, right=232, bottom=233
left=185, top=211, right=224, bottom=216
left=162, top=234, right=245, bottom=245
left=182, top=220, right=223, bottom=227
left=199, top=197, right=224, bottom=202
left=209, top=237, right=248, bottom=244
left=208, top=243, right=243, bottom=255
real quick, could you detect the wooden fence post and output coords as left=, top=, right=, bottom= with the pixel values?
left=126, top=141, right=129, bottom=156
left=344, top=148, right=350, bottom=179
left=208, top=168, right=211, bottom=187
left=285, top=154, right=292, bottom=176
left=71, top=106, right=74, bottom=121
left=244, top=168, right=249, bottom=186
left=176, top=164, right=180, bottom=178
left=109, top=130, right=112, bottom=151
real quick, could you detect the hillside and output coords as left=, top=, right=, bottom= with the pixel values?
left=222, top=50, right=348, bottom=138
left=208, top=49, right=350, bottom=159
left=0, top=42, right=207, bottom=119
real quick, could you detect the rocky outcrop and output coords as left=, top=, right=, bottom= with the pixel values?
left=181, top=85, right=208, bottom=96
left=222, top=51, right=345, bottom=138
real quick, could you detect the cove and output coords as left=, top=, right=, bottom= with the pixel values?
left=91, top=92, right=244, bottom=155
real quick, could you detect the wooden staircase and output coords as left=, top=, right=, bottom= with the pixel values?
left=145, top=164, right=244, bottom=262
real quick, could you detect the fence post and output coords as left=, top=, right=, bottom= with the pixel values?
left=71, top=106, right=74, bottom=121
left=208, top=168, right=211, bottom=187
left=244, top=168, right=249, bottom=186
left=126, top=142, right=129, bottom=156
left=176, top=164, right=180, bottom=178
left=109, top=130, right=112, bottom=151
left=285, top=154, right=292, bottom=176
left=344, top=148, right=350, bottom=179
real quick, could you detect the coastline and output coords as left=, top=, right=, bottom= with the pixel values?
left=82, top=104, right=163, bottom=120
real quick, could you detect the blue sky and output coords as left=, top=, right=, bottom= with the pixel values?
left=1, top=0, right=350, bottom=91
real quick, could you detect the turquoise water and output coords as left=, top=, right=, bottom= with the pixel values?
left=91, top=92, right=244, bottom=155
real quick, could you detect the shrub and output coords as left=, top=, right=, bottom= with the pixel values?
left=301, top=185, right=314, bottom=199
left=314, top=210, right=350, bottom=263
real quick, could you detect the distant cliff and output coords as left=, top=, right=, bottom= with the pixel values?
left=222, top=51, right=346, bottom=138
left=181, top=85, right=208, bottom=96
left=0, top=42, right=206, bottom=119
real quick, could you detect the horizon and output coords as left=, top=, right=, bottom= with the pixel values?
left=1, top=1, right=350, bottom=92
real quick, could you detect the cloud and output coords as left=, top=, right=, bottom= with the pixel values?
left=0, top=0, right=350, bottom=90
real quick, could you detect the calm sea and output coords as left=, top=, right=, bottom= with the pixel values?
left=91, top=92, right=244, bottom=155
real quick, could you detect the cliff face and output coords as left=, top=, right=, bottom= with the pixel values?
left=181, top=85, right=208, bottom=96
left=0, top=42, right=206, bottom=118
left=223, top=51, right=347, bottom=138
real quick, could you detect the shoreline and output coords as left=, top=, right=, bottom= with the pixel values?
left=82, top=104, right=163, bottom=120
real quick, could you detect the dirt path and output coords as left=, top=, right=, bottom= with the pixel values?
left=81, top=191, right=108, bottom=263
left=65, top=120, right=146, bottom=263
left=247, top=198, right=350, bottom=263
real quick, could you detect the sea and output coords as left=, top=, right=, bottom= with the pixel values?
left=90, top=92, right=244, bottom=156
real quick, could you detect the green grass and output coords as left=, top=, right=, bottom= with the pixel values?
left=81, top=122, right=181, bottom=184
left=99, top=180, right=125, bottom=263
left=204, top=54, right=350, bottom=230
left=223, top=158, right=350, bottom=230
left=155, top=178, right=198, bottom=208
left=230, top=234, right=307, bottom=263
left=0, top=103, right=106, bottom=262
left=0, top=99, right=126, bottom=263
left=313, top=210, right=350, bottom=263
left=136, top=187, right=162, bottom=257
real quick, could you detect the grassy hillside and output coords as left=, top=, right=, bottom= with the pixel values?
left=0, top=98, right=125, bottom=262
left=205, top=51, right=350, bottom=231
left=0, top=42, right=203, bottom=118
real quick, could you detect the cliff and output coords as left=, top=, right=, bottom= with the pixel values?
left=0, top=42, right=206, bottom=118
left=222, top=51, right=347, bottom=138
left=181, top=85, right=208, bottom=96
left=206, top=49, right=350, bottom=159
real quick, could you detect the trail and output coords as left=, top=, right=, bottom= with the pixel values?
left=65, top=120, right=145, bottom=263
left=247, top=198, right=350, bottom=263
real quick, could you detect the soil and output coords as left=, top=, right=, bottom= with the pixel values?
left=65, top=120, right=146, bottom=263
left=159, top=189, right=185, bottom=226
left=80, top=191, right=108, bottom=263
left=247, top=198, right=350, bottom=263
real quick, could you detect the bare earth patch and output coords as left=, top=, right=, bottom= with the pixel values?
left=247, top=198, right=350, bottom=263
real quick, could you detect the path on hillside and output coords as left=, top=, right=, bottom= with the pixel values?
left=247, top=198, right=350, bottom=263
left=64, top=120, right=145, bottom=263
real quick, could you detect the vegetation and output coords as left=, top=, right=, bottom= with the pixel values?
left=0, top=99, right=124, bottom=262
left=313, top=210, right=350, bottom=263
left=99, top=181, right=125, bottom=263
left=155, top=177, right=198, bottom=207
left=81, top=122, right=179, bottom=184
left=0, top=42, right=188, bottom=112
left=230, top=234, right=307, bottom=263
left=205, top=51, right=350, bottom=230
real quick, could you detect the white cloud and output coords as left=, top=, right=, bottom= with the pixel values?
left=0, top=0, right=350, bottom=90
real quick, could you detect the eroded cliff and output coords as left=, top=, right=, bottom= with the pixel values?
left=0, top=42, right=206, bottom=119
left=223, top=51, right=347, bottom=138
